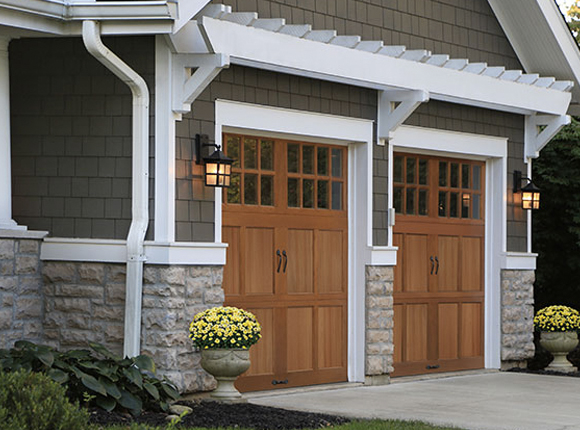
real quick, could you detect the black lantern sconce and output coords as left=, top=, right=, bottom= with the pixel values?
left=195, top=134, right=233, bottom=188
left=513, top=170, right=540, bottom=210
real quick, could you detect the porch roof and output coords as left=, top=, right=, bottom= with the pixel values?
left=189, top=4, right=572, bottom=117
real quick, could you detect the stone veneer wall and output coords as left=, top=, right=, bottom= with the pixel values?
left=0, top=231, right=46, bottom=349
left=501, top=269, right=535, bottom=368
left=365, top=265, right=394, bottom=385
left=42, top=262, right=224, bottom=393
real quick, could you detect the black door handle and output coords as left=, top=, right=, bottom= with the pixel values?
left=430, top=256, right=434, bottom=275
left=282, top=250, right=288, bottom=273
left=435, top=256, right=439, bottom=275
left=276, top=250, right=282, bottom=273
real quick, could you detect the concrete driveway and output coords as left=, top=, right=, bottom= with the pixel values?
left=248, top=372, right=580, bottom=430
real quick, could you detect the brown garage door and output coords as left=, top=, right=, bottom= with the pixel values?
left=392, top=153, right=485, bottom=377
left=222, top=133, right=348, bottom=392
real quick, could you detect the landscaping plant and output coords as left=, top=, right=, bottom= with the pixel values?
left=534, top=305, right=580, bottom=332
left=189, top=306, right=262, bottom=349
left=0, top=368, right=90, bottom=430
left=0, top=341, right=179, bottom=415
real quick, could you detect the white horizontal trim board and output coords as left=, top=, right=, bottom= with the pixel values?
left=200, top=16, right=571, bottom=116
left=501, top=252, right=538, bottom=270
left=366, top=246, right=398, bottom=266
left=390, top=125, right=508, bottom=159
left=40, top=238, right=227, bottom=265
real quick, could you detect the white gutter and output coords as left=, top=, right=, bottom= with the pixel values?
left=82, top=20, right=149, bottom=358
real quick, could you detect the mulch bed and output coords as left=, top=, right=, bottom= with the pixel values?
left=89, top=400, right=350, bottom=429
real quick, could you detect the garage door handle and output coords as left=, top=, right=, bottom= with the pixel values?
left=276, top=250, right=282, bottom=273
left=282, top=250, right=288, bottom=273
left=430, top=256, right=435, bottom=274
left=435, top=256, right=439, bottom=275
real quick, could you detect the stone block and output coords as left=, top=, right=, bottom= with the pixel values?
left=78, top=263, right=105, bottom=284
left=60, top=329, right=95, bottom=346
left=57, top=284, right=104, bottom=299
left=366, top=265, right=393, bottom=282
left=15, top=256, right=38, bottom=275
left=147, top=332, right=188, bottom=348
left=53, top=297, right=90, bottom=313
left=107, top=265, right=126, bottom=282
left=2, top=294, right=13, bottom=306
left=366, top=280, right=386, bottom=295
left=143, top=266, right=158, bottom=284
left=211, top=267, right=224, bottom=285
left=0, top=309, right=12, bottom=329
left=18, top=277, right=42, bottom=295
left=18, top=240, right=39, bottom=254
left=66, top=314, right=91, bottom=330
left=104, top=324, right=124, bottom=343
left=43, top=262, right=77, bottom=283
left=105, top=284, right=125, bottom=304
left=0, top=239, right=15, bottom=259
left=204, top=287, right=224, bottom=304
left=93, top=304, right=123, bottom=321
left=23, top=321, right=43, bottom=338
left=190, top=266, right=212, bottom=278
left=15, top=297, right=42, bottom=319
left=162, top=298, right=186, bottom=309
left=0, top=260, right=14, bottom=275
left=142, top=297, right=158, bottom=308
left=144, top=309, right=178, bottom=330
left=366, top=329, right=391, bottom=344
left=366, top=295, right=393, bottom=309
left=0, top=276, right=17, bottom=291
left=143, top=283, right=173, bottom=297
left=158, top=266, right=186, bottom=285
left=365, top=355, right=386, bottom=376
left=44, top=313, right=65, bottom=329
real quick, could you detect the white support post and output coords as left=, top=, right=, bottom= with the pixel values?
left=524, top=114, right=571, bottom=159
left=527, top=159, right=533, bottom=254
left=377, top=89, right=429, bottom=145
left=0, top=37, right=25, bottom=231
left=172, top=53, right=229, bottom=114
left=154, top=36, right=177, bottom=242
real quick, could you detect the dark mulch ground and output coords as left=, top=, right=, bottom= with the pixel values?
left=89, top=400, right=350, bottom=429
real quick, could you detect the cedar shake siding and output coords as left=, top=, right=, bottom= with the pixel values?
left=10, top=37, right=156, bottom=240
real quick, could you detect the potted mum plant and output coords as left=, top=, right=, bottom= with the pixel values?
left=534, top=305, right=580, bottom=372
left=189, top=306, right=261, bottom=401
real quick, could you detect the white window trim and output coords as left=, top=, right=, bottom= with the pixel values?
left=215, top=99, right=374, bottom=383
left=390, top=125, right=510, bottom=370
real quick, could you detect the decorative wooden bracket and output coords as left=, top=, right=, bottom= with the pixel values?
left=524, top=114, right=571, bottom=159
left=377, top=89, right=429, bottom=145
left=172, top=53, right=229, bottom=114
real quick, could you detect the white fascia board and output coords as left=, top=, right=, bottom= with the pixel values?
left=500, top=252, right=538, bottom=270
left=199, top=16, right=571, bottom=116
left=41, top=238, right=227, bottom=265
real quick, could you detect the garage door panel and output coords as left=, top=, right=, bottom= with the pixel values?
left=287, top=229, right=314, bottom=294
left=438, top=236, right=459, bottom=292
left=318, top=306, right=344, bottom=369
left=461, top=237, right=482, bottom=292
left=404, top=235, right=429, bottom=292
left=287, top=307, right=314, bottom=372
left=317, top=230, right=344, bottom=294
left=393, top=304, right=404, bottom=363
left=438, top=303, right=459, bottom=360
left=245, top=308, right=275, bottom=377
left=244, top=227, right=275, bottom=295
left=406, top=304, right=428, bottom=361
left=393, top=234, right=403, bottom=292
left=461, top=303, right=483, bottom=358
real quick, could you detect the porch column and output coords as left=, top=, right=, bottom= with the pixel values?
left=0, top=37, right=24, bottom=231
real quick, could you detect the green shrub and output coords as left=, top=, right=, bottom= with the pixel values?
left=0, top=341, right=180, bottom=415
left=0, top=369, right=89, bottom=430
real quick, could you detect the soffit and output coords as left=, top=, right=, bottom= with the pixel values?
left=488, top=0, right=580, bottom=114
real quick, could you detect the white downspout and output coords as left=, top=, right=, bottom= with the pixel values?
left=82, top=20, right=149, bottom=358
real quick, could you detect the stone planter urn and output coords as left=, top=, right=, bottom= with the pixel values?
left=540, top=331, right=579, bottom=372
left=200, top=348, right=251, bottom=402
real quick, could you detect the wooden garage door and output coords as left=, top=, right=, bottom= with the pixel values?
left=222, top=134, right=348, bottom=392
left=392, top=154, right=485, bottom=377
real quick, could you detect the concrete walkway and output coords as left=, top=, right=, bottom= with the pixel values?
left=248, top=372, right=580, bottom=430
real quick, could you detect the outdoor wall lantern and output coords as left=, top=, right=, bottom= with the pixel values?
left=195, top=134, right=233, bottom=188
left=513, top=170, right=540, bottom=210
